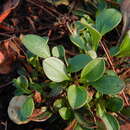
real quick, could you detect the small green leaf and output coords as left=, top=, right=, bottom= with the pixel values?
left=115, top=31, right=130, bottom=57
left=67, top=85, right=88, bottom=109
left=70, top=33, right=85, bottom=50
left=59, top=107, right=72, bottom=120
left=91, top=75, right=124, bottom=95
left=53, top=99, right=65, bottom=110
left=96, top=8, right=122, bottom=35
left=81, top=20, right=102, bottom=50
left=80, top=58, right=105, bottom=83
left=13, top=76, right=31, bottom=94
left=52, top=45, right=65, bottom=58
left=101, top=113, right=120, bottom=130
left=22, top=34, right=50, bottom=58
left=43, top=57, right=70, bottom=82
left=19, top=97, right=35, bottom=121
left=68, top=54, right=92, bottom=73
left=13, top=76, right=28, bottom=88
left=106, top=96, right=124, bottom=112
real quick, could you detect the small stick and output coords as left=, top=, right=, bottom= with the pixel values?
left=100, top=41, right=116, bottom=72
left=117, top=112, right=130, bottom=123
left=27, top=0, right=57, bottom=18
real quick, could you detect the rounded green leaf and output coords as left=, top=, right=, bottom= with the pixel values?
left=106, top=96, right=124, bottom=112
left=53, top=99, right=65, bottom=110
left=22, top=34, right=50, bottom=58
left=8, top=95, right=30, bottom=124
left=52, top=45, right=65, bottom=58
left=96, top=8, right=122, bottom=35
left=80, top=58, right=105, bottom=82
left=68, top=54, right=92, bottom=73
left=13, top=76, right=31, bottom=94
left=59, top=107, right=72, bottom=120
left=101, top=113, right=120, bottom=130
left=67, top=85, right=88, bottom=109
left=19, top=97, right=35, bottom=121
left=91, top=75, right=124, bottom=95
left=70, top=33, right=85, bottom=49
left=43, top=57, right=70, bottom=82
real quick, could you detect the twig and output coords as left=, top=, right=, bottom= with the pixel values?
left=64, top=120, right=77, bottom=130
left=122, top=91, right=129, bottom=106
left=117, top=112, right=130, bottom=123
left=65, top=49, right=76, bottom=56
left=0, top=121, right=7, bottom=130
left=105, top=0, right=119, bottom=6
left=100, top=41, right=116, bottom=72
left=0, top=33, right=11, bottom=37
left=27, top=0, right=58, bottom=18
left=0, top=81, right=12, bottom=89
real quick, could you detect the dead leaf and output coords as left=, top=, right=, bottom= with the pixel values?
left=121, top=123, right=130, bottom=130
left=33, top=91, right=43, bottom=103
left=0, top=0, right=20, bottom=23
left=64, top=120, right=77, bottom=130
left=0, top=39, right=18, bottom=74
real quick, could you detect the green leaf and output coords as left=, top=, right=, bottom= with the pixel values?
left=106, top=96, right=124, bottom=112
left=74, top=124, right=93, bottom=130
left=101, top=113, right=120, bottom=130
left=49, top=82, right=65, bottom=97
left=96, top=8, right=122, bottom=35
left=97, top=103, right=120, bottom=130
left=96, top=120, right=106, bottom=130
left=81, top=20, right=102, bottom=50
left=22, top=34, right=50, bottom=58
left=97, top=0, right=107, bottom=12
left=70, top=33, right=86, bottom=50
left=52, top=45, right=65, bottom=58
left=43, top=57, right=70, bottom=82
left=115, top=31, right=130, bottom=57
left=74, top=107, right=95, bottom=128
left=53, top=99, right=65, bottom=110
left=19, top=97, right=35, bottom=121
left=80, top=58, right=105, bottom=83
left=8, top=96, right=30, bottom=125
left=67, top=85, right=88, bottom=109
left=91, top=75, right=124, bottom=95
left=121, top=106, right=130, bottom=118
left=59, top=107, right=72, bottom=120
left=68, top=54, right=92, bottom=73
left=13, top=76, right=31, bottom=94
left=13, top=76, right=28, bottom=88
